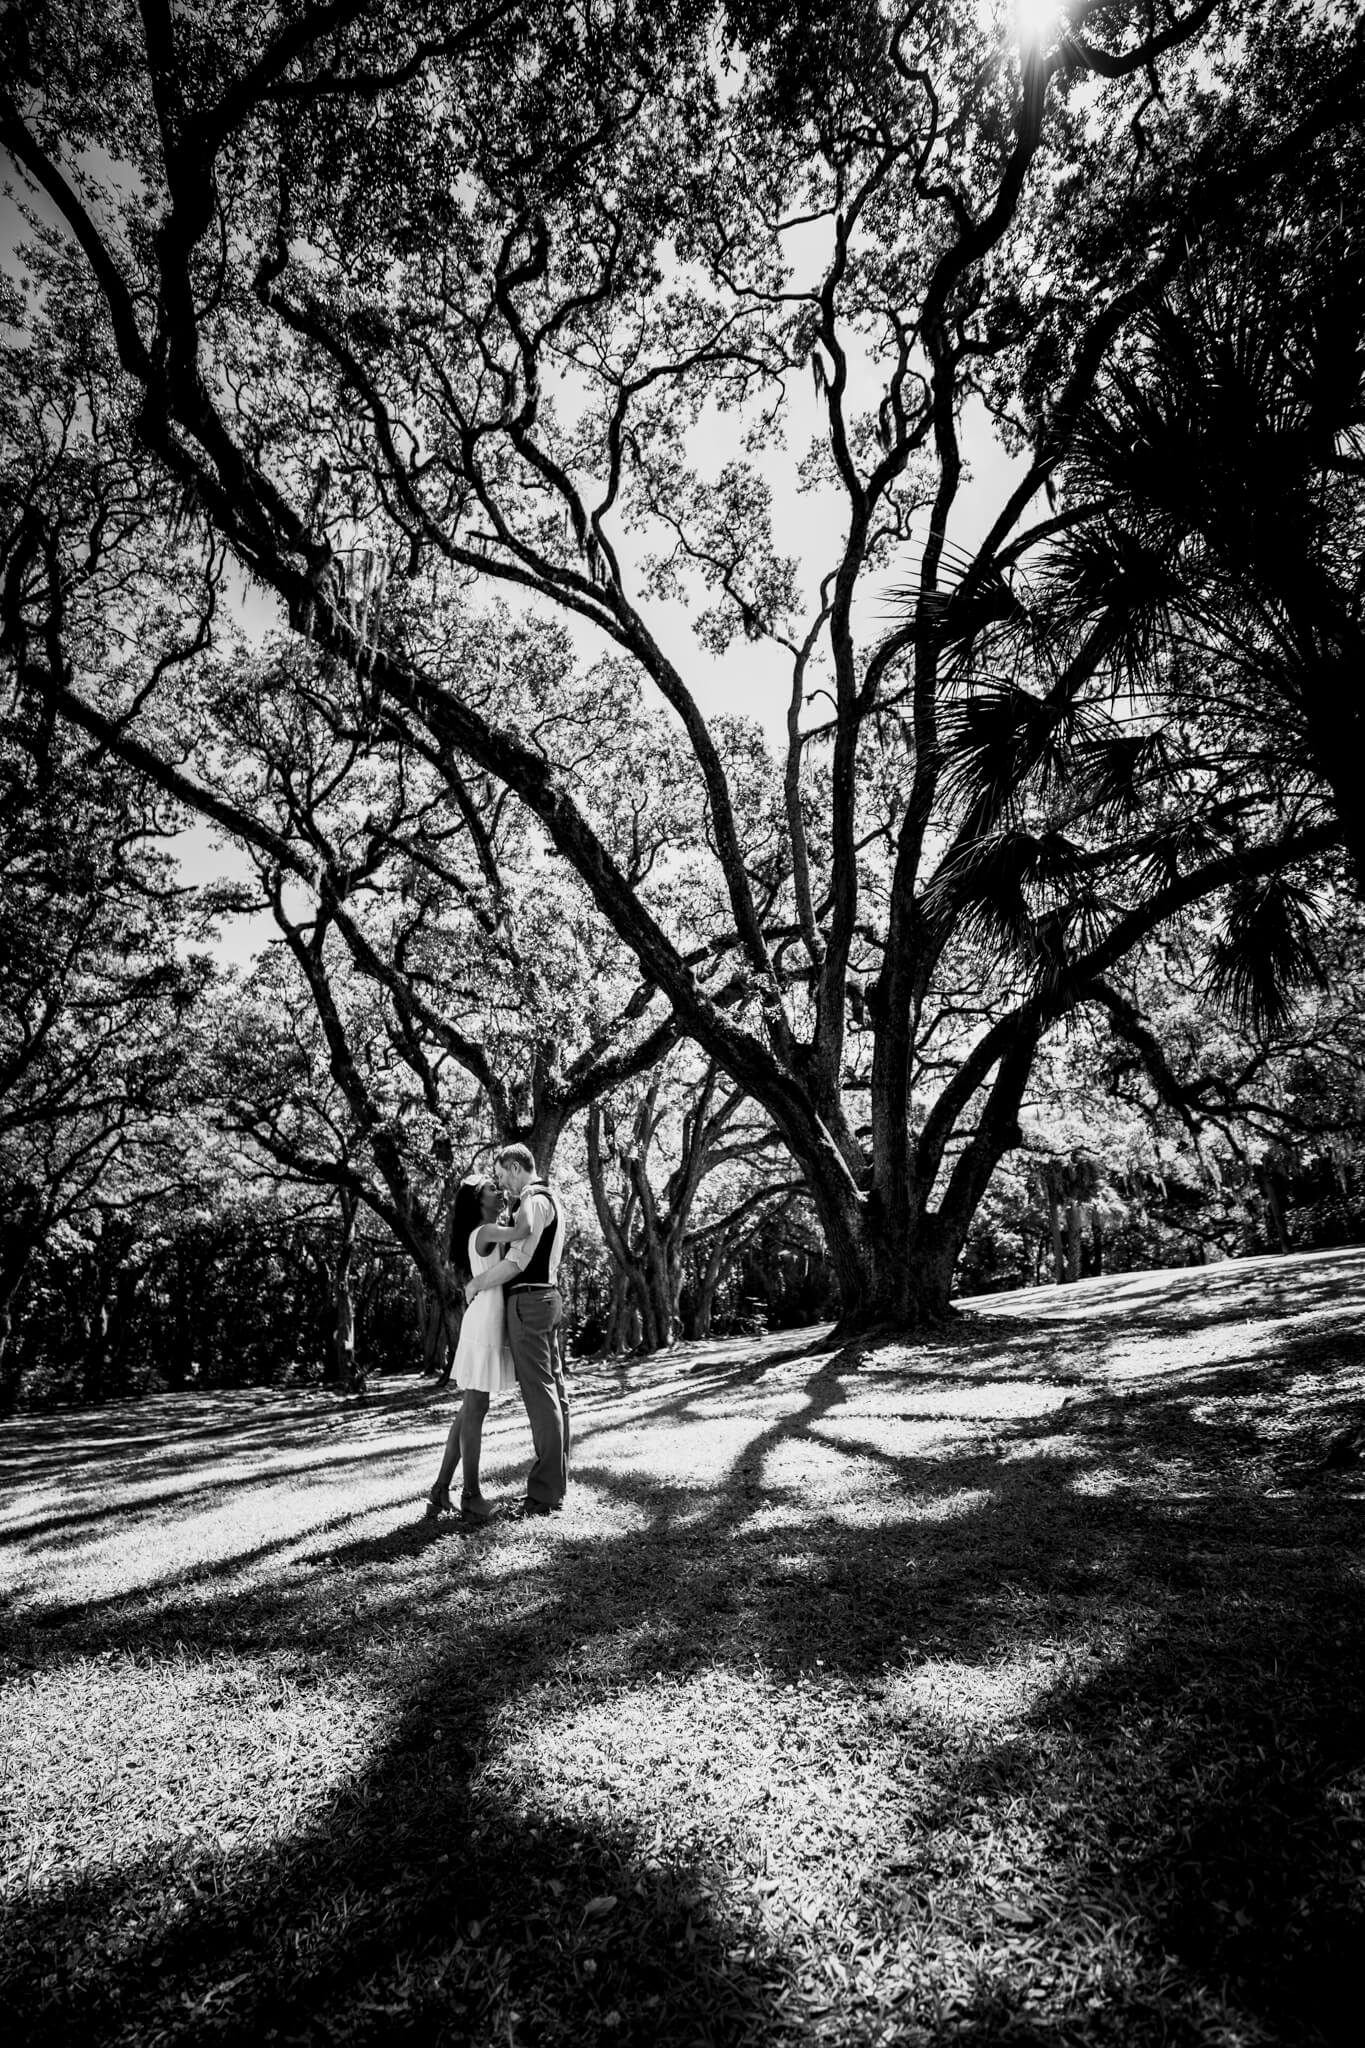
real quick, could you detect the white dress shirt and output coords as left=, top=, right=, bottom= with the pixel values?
left=505, top=1184, right=563, bottom=1284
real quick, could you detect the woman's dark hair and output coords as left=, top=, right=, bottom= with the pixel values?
left=450, top=1180, right=496, bottom=1282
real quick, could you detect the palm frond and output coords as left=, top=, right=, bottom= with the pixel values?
left=1132, top=810, right=1227, bottom=897
left=937, top=681, right=1108, bottom=822
left=1041, top=517, right=1188, bottom=685
left=1064, top=883, right=1114, bottom=965
left=1075, top=724, right=1174, bottom=829
left=882, top=543, right=1028, bottom=675
left=1204, top=870, right=1327, bottom=1035
left=926, top=826, right=1085, bottom=969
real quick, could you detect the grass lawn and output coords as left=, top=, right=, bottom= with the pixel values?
left=3, top=1246, right=1364, bottom=2048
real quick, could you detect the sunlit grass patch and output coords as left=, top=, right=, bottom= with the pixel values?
left=3, top=1651, right=381, bottom=1882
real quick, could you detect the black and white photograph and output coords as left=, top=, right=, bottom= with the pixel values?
left=2, top=3, right=1362, bottom=2042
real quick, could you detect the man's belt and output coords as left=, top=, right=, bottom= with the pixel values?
left=506, top=1281, right=560, bottom=1294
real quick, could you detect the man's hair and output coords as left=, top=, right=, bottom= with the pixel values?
left=496, top=1142, right=537, bottom=1174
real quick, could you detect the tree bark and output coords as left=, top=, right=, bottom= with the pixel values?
left=0, top=1263, right=27, bottom=1413
left=682, top=1235, right=729, bottom=1341
left=1047, top=1181, right=1066, bottom=1284
left=411, top=1271, right=455, bottom=1377
left=1265, top=1173, right=1292, bottom=1254
left=1066, top=1200, right=1085, bottom=1283
left=326, top=1188, right=360, bottom=1388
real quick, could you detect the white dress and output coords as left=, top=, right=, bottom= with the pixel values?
left=452, top=1230, right=516, bottom=1393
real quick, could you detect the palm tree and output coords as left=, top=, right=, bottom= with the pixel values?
left=1043, top=189, right=1365, bottom=899
left=912, top=152, right=1364, bottom=1049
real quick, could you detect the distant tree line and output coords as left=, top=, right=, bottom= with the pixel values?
left=8, top=910, right=1363, bottom=1409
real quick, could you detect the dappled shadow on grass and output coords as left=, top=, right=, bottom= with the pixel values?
left=0, top=1380, right=447, bottom=1501
left=4, top=1689, right=780, bottom=2048
left=322, top=1512, right=496, bottom=1569
left=3, top=1261, right=1365, bottom=2044
left=1, top=1439, right=425, bottom=1550
left=934, top=1491, right=1365, bottom=2046
left=969, top=1241, right=1365, bottom=1341
left=4, top=1515, right=801, bottom=2045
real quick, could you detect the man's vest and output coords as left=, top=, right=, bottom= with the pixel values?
left=507, top=1183, right=561, bottom=1291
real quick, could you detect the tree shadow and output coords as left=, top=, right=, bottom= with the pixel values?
left=936, top=1484, right=1365, bottom=2045
left=5, top=1676, right=784, bottom=2048
left=4, top=1256, right=1364, bottom=2044
left=971, top=1242, right=1365, bottom=1342
left=3, top=1433, right=441, bottom=1548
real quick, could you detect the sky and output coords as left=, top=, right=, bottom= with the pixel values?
left=2, top=101, right=1037, bottom=976
left=171, top=381, right=1031, bottom=970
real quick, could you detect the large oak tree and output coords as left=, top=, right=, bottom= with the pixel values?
left=4, top=0, right=1360, bottom=1329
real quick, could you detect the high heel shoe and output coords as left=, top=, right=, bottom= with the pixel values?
left=424, top=1485, right=454, bottom=1521
left=460, top=1493, right=495, bottom=1525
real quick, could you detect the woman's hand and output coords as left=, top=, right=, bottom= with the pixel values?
left=481, top=1219, right=531, bottom=1245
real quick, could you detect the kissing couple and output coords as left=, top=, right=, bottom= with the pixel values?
left=424, top=1144, right=571, bottom=1525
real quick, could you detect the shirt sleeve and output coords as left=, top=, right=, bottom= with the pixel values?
left=504, top=1190, right=550, bottom=1272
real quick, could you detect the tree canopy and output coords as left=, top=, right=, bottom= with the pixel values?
left=3, top=0, right=1363, bottom=1342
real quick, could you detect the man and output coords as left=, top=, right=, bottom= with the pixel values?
left=463, top=1143, right=570, bottom=1515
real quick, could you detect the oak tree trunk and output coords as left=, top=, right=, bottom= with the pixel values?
left=327, top=1190, right=361, bottom=1388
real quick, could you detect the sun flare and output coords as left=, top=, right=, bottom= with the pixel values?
left=1015, top=0, right=1061, bottom=45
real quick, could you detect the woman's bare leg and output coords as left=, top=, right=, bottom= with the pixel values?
left=460, top=1390, right=491, bottom=1512
left=424, top=1408, right=464, bottom=1516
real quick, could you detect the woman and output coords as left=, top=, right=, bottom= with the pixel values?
left=424, top=1176, right=526, bottom=1523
